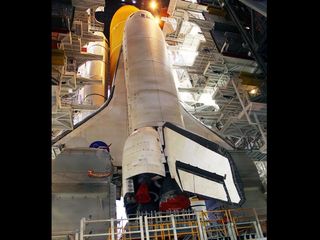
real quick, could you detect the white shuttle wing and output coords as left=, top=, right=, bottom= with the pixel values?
left=163, top=122, right=245, bottom=205
left=53, top=54, right=129, bottom=166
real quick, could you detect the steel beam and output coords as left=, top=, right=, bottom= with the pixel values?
left=223, top=0, right=267, bottom=75
left=239, top=0, right=267, bottom=17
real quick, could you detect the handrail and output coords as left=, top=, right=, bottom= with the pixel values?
left=77, top=208, right=266, bottom=240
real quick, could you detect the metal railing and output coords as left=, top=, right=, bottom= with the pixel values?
left=78, top=208, right=266, bottom=240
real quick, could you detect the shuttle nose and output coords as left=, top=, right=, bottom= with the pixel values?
left=129, top=10, right=154, bottom=20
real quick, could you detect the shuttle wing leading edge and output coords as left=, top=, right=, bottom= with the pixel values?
left=53, top=53, right=129, bottom=167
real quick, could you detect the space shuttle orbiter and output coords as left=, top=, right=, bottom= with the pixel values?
left=53, top=5, right=245, bottom=214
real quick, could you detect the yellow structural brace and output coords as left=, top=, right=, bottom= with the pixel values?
left=52, top=49, right=66, bottom=66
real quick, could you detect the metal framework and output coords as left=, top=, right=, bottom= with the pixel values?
left=170, top=15, right=266, bottom=159
left=52, top=1, right=107, bottom=138
left=222, top=0, right=267, bottom=76
left=76, top=208, right=266, bottom=240
left=166, top=1, right=267, bottom=185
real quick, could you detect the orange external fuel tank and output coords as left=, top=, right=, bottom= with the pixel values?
left=109, top=5, right=139, bottom=87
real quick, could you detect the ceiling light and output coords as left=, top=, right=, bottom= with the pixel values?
left=149, top=1, right=158, bottom=10
left=249, top=88, right=257, bottom=95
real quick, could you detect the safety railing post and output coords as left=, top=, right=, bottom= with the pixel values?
left=80, top=217, right=85, bottom=240
left=226, top=222, right=237, bottom=240
left=196, top=211, right=204, bottom=240
left=253, top=221, right=263, bottom=238
left=227, top=209, right=238, bottom=240
left=110, top=218, right=115, bottom=240
left=253, top=208, right=264, bottom=238
left=170, top=214, right=178, bottom=240
left=139, top=216, right=145, bottom=239
left=201, top=212, right=208, bottom=240
left=144, top=215, right=150, bottom=240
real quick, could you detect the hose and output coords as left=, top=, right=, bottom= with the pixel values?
left=87, top=170, right=112, bottom=178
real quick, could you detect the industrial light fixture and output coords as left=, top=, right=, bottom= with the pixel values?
left=149, top=1, right=158, bottom=10
left=249, top=88, right=257, bottom=95
left=245, top=26, right=250, bottom=30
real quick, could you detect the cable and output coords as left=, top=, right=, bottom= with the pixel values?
left=87, top=170, right=111, bottom=178
left=83, top=93, right=107, bottom=102
left=86, top=44, right=108, bottom=51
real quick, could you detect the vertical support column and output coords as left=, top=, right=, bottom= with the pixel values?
left=139, top=216, right=145, bottom=239
left=196, top=211, right=204, bottom=240
left=144, top=215, right=150, bottom=240
left=231, top=79, right=253, bottom=125
left=226, top=211, right=237, bottom=240
left=110, top=218, right=115, bottom=240
left=201, top=213, right=208, bottom=240
left=80, top=218, right=85, bottom=240
left=253, top=208, right=264, bottom=238
left=250, top=9, right=255, bottom=43
left=170, top=214, right=178, bottom=240
left=226, top=222, right=237, bottom=240
left=253, top=221, right=263, bottom=238
left=253, top=113, right=267, bottom=145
